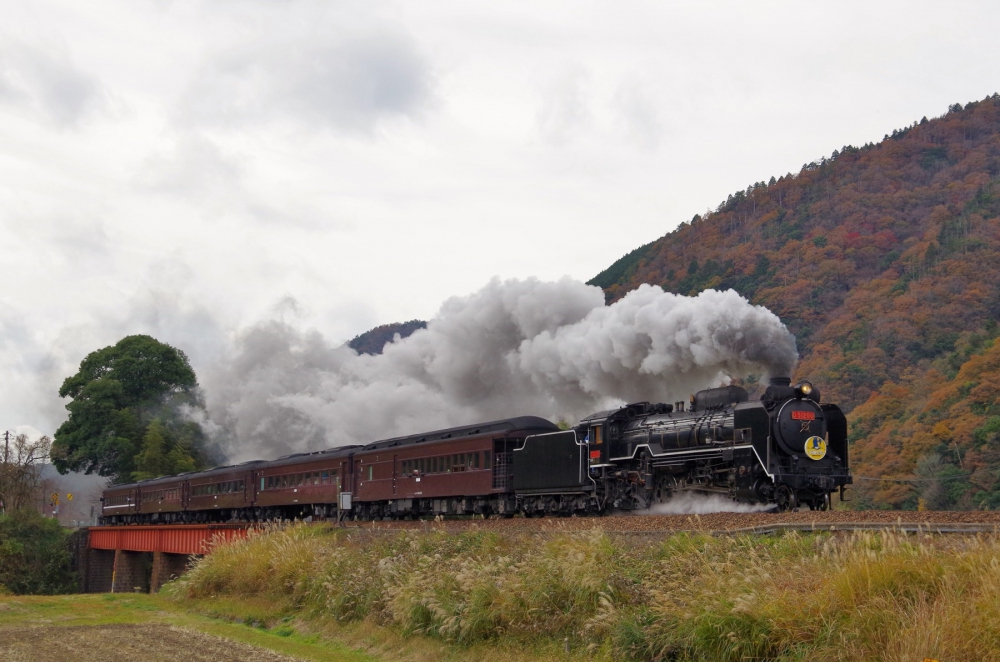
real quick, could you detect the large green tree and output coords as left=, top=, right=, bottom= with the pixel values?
left=52, top=335, right=211, bottom=483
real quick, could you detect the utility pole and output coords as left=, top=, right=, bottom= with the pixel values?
left=1, top=431, right=7, bottom=516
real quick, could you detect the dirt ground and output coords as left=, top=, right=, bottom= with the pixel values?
left=0, top=623, right=303, bottom=662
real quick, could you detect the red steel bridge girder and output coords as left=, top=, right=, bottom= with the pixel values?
left=88, top=524, right=251, bottom=555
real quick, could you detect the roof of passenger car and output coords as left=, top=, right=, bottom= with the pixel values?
left=261, top=445, right=362, bottom=470
left=359, top=416, right=559, bottom=451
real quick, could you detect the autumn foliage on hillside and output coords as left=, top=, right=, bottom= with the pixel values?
left=591, top=95, right=1000, bottom=509
left=850, top=340, right=1000, bottom=508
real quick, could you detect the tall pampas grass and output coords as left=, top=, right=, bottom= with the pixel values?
left=168, top=524, right=1000, bottom=661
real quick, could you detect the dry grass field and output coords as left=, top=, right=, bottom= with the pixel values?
left=170, top=523, right=1000, bottom=661
left=6, top=522, right=1000, bottom=661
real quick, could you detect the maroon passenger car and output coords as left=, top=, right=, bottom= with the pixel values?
left=101, top=482, right=141, bottom=523
left=254, top=446, right=358, bottom=520
left=186, top=461, right=262, bottom=522
left=137, top=474, right=187, bottom=523
left=351, top=417, right=559, bottom=519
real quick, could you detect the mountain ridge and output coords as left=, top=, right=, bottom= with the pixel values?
left=591, top=94, right=1000, bottom=508
left=347, top=320, right=427, bottom=356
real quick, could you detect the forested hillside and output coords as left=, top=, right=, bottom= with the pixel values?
left=591, top=95, right=1000, bottom=509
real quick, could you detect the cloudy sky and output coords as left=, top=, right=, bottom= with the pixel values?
left=3, top=0, right=999, bottom=437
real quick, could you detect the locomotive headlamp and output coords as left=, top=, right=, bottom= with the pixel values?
left=797, top=382, right=814, bottom=397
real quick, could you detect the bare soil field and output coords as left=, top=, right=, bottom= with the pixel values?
left=0, top=624, right=299, bottom=662
left=0, top=595, right=373, bottom=662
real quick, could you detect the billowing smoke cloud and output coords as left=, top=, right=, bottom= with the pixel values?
left=202, top=278, right=797, bottom=461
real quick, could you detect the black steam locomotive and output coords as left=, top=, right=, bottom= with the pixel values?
left=515, top=377, right=850, bottom=513
left=101, top=377, right=850, bottom=524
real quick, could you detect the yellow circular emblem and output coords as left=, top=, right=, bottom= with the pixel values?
left=804, top=436, right=827, bottom=460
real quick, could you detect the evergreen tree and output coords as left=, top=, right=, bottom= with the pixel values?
left=132, top=419, right=170, bottom=481
left=53, top=335, right=211, bottom=482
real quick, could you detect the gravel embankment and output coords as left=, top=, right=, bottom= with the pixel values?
left=339, top=510, right=1000, bottom=534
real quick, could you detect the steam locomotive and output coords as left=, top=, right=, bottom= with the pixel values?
left=99, top=377, right=850, bottom=524
left=563, top=376, right=850, bottom=513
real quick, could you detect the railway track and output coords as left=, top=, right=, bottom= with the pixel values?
left=338, top=509, right=1000, bottom=535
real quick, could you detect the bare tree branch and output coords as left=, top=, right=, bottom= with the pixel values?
left=0, top=432, right=52, bottom=513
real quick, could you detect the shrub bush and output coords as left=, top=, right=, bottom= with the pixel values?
left=0, top=509, right=76, bottom=594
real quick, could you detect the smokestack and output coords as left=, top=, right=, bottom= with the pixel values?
left=769, top=377, right=791, bottom=387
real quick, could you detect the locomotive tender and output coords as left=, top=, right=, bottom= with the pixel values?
left=100, top=377, right=851, bottom=524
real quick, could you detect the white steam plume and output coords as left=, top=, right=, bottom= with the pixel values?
left=638, top=492, right=771, bottom=515
left=202, top=278, right=797, bottom=461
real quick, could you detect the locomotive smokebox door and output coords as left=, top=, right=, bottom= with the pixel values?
left=513, top=431, right=589, bottom=491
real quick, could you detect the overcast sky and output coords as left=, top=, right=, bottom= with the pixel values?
left=3, top=0, right=999, bottom=436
